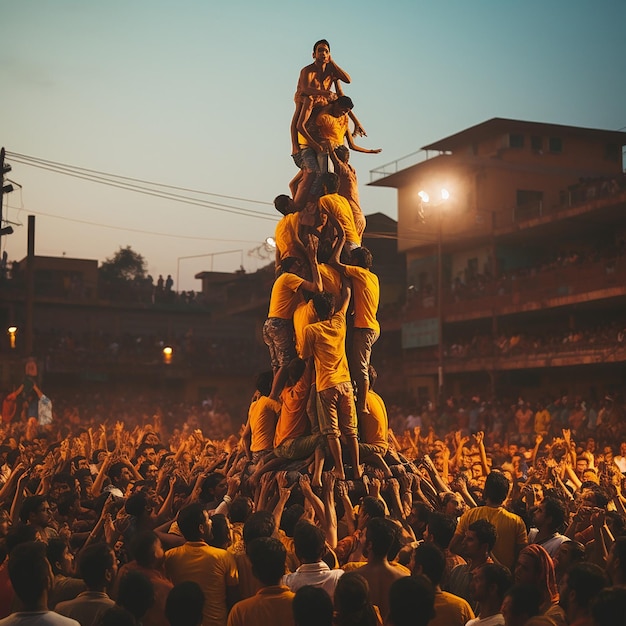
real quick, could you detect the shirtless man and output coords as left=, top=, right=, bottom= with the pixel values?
left=291, top=39, right=353, bottom=156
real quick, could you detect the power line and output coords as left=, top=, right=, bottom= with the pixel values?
left=6, top=204, right=266, bottom=243
left=6, top=152, right=278, bottom=221
left=6, top=150, right=273, bottom=206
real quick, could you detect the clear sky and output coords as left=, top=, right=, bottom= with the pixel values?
left=2, top=1, right=625, bottom=290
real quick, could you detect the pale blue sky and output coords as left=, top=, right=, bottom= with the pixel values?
left=2, top=1, right=625, bottom=290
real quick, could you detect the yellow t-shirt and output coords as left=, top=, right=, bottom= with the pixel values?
left=429, top=591, right=474, bottom=626
left=319, top=263, right=342, bottom=301
left=227, top=586, right=295, bottom=626
left=248, top=396, right=281, bottom=452
left=268, top=272, right=305, bottom=319
left=316, top=112, right=349, bottom=147
left=302, top=311, right=351, bottom=392
left=275, top=213, right=304, bottom=261
left=318, top=194, right=360, bottom=246
left=344, top=265, right=380, bottom=334
left=274, top=366, right=313, bottom=448
left=454, top=505, right=528, bottom=571
left=164, top=542, right=238, bottom=626
left=361, top=390, right=388, bottom=451
left=293, top=300, right=317, bottom=359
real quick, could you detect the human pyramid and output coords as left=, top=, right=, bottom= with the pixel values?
left=248, top=38, right=386, bottom=487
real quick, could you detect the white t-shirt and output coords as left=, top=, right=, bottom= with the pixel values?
left=466, top=613, right=505, bottom=626
left=0, top=612, right=80, bottom=626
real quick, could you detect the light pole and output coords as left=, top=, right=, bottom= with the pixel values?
left=419, top=188, right=450, bottom=402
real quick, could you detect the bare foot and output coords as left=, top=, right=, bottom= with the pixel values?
left=331, top=467, right=346, bottom=481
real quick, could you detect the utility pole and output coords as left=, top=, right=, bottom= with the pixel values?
left=1, top=148, right=15, bottom=236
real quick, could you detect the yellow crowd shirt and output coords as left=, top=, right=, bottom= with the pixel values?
left=361, top=390, right=388, bottom=451
left=344, top=265, right=380, bottom=334
left=268, top=272, right=305, bottom=319
left=293, top=300, right=317, bottom=358
left=302, top=311, right=351, bottom=392
left=454, top=505, right=528, bottom=571
left=164, top=542, right=238, bottom=626
left=248, top=396, right=281, bottom=452
left=274, top=366, right=313, bottom=448
left=318, top=194, right=361, bottom=246
left=227, top=586, right=295, bottom=626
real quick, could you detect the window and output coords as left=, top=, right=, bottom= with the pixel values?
left=531, top=136, right=543, bottom=152
left=509, top=133, right=524, bottom=148
left=549, top=137, right=562, bottom=153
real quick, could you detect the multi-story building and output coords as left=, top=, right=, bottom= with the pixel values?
left=370, top=118, right=626, bottom=404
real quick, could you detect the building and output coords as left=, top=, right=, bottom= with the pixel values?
left=370, top=118, right=626, bottom=404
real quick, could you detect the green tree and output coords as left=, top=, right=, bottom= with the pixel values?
left=99, top=245, right=147, bottom=284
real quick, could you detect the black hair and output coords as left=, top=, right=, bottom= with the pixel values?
left=287, top=358, right=307, bottom=387
left=243, top=510, right=275, bottom=547
left=365, top=517, right=396, bottom=560
left=565, top=562, right=608, bottom=609
left=177, top=503, right=208, bottom=542
left=483, top=471, right=510, bottom=504
left=349, top=247, right=373, bottom=269
left=542, top=496, right=568, bottom=532
left=125, top=492, right=150, bottom=518
left=281, top=504, right=304, bottom=537
left=467, top=518, right=498, bottom=551
left=98, top=607, right=137, bottom=626
left=166, top=581, right=205, bottom=626
left=46, top=538, right=70, bottom=575
left=78, top=542, right=116, bottom=590
left=334, top=572, right=378, bottom=626
left=388, top=575, right=435, bottom=626
left=334, top=95, right=354, bottom=110
left=255, top=371, right=274, bottom=397
left=320, top=172, right=339, bottom=195
left=294, top=520, right=326, bottom=563
left=591, top=587, right=626, bottom=626
left=293, top=586, right=333, bottom=626
left=477, top=563, right=513, bottom=603
left=8, top=541, right=50, bottom=609
left=229, top=497, right=254, bottom=524
left=117, top=570, right=155, bottom=620
left=312, top=291, right=335, bottom=321
left=208, top=514, right=231, bottom=549
left=504, top=584, right=541, bottom=618
left=313, top=39, right=330, bottom=53
left=427, top=512, right=457, bottom=550
left=274, top=194, right=294, bottom=216
left=248, top=537, right=287, bottom=586
left=412, top=543, right=446, bottom=587
left=360, top=496, right=386, bottom=520
left=18, top=495, right=48, bottom=524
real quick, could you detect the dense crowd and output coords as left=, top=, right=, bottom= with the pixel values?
left=0, top=377, right=625, bottom=626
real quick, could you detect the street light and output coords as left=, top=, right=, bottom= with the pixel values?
left=418, top=187, right=450, bottom=402
left=7, top=326, right=17, bottom=349
left=162, top=346, right=173, bottom=365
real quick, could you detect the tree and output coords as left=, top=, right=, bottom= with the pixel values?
left=99, top=246, right=148, bottom=284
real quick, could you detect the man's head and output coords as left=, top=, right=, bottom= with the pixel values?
left=248, top=537, right=286, bottom=586
left=533, top=497, right=567, bottom=533
left=287, top=358, right=307, bottom=387
left=130, top=531, right=164, bottom=569
left=334, top=145, right=350, bottom=164
left=553, top=540, right=585, bottom=581
left=330, top=96, right=354, bottom=117
left=165, top=581, right=205, bottom=626
left=19, top=495, right=52, bottom=529
left=363, top=517, right=396, bottom=561
left=591, top=587, right=626, bottom=626
left=109, top=462, right=133, bottom=490
left=412, top=543, right=445, bottom=587
left=177, top=503, right=212, bottom=543
left=274, top=194, right=296, bottom=216
left=463, top=519, right=497, bottom=559
left=78, top=542, right=118, bottom=591
left=200, top=472, right=228, bottom=503
left=312, top=39, right=330, bottom=62
left=254, top=371, right=274, bottom=397
left=357, top=496, right=386, bottom=530
left=312, top=291, right=335, bottom=322
left=558, top=562, right=607, bottom=616
left=501, top=584, right=542, bottom=626
left=8, top=541, right=53, bottom=609
left=319, top=172, right=340, bottom=195
left=349, top=247, right=373, bottom=270
left=293, top=586, right=333, bottom=626
left=243, top=510, right=276, bottom=548
left=229, top=496, right=254, bottom=524
left=387, top=575, right=435, bottom=626
left=117, top=570, right=154, bottom=622
left=425, top=512, right=457, bottom=550
left=46, top=538, right=75, bottom=577
left=470, top=563, right=512, bottom=606
left=483, top=471, right=511, bottom=505
left=294, top=520, right=326, bottom=563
